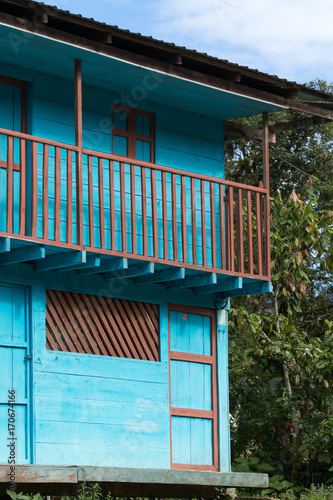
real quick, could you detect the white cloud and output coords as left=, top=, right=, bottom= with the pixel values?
left=150, top=0, right=333, bottom=83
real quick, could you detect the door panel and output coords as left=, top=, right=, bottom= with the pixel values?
left=0, top=285, right=31, bottom=464
left=169, top=306, right=218, bottom=470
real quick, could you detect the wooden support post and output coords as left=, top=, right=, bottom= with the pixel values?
left=75, top=59, right=83, bottom=247
left=263, top=112, right=271, bottom=279
left=216, top=307, right=231, bottom=472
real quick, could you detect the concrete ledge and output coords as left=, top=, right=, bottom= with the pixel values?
left=0, top=465, right=268, bottom=497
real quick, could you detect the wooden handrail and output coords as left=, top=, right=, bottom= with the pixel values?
left=0, top=128, right=79, bottom=152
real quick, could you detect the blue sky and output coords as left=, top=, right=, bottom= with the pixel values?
left=42, top=0, right=332, bottom=86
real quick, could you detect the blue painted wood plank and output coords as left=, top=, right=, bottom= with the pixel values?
left=76, top=257, right=128, bottom=275
left=58, top=254, right=100, bottom=272
left=167, top=272, right=217, bottom=290
left=34, top=250, right=85, bottom=272
left=0, top=237, right=10, bottom=253
left=194, top=277, right=243, bottom=295
left=0, top=245, right=45, bottom=265
left=228, top=281, right=272, bottom=297
left=135, top=267, right=185, bottom=284
left=103, top=261, right=154, bottom=281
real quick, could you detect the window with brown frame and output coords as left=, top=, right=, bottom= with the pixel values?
left=112, top=104, right=155, bottom=163
left=46, top=290, right=160, bottom=361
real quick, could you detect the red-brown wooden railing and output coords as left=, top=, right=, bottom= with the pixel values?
left=0, top=128, right=270, bottom=279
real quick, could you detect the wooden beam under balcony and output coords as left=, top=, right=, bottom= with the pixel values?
left=103, top=262, right=154, bottom=281
left=0, top=245, right=45, bottom=265
left=77, top=257, right=128, bottom=276
left=135, top=267, right=185, bottom=284
left=194, top=277, right=243, bottom=295
left=167, top=272, right=217, bottom=290
left=0, top=237, right=10, bottom=253
left=34, top=250, right=85, bottom=272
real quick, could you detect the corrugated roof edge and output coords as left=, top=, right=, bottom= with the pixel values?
left=1, top=0, right=333, bottom=104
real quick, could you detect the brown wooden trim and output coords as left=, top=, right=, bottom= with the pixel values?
left=181, top=176, right=187, bottom=264
left=191, top=177, right=197, bottom=266
left=200, top=180, right=207, bottom=268
left=0, top=128, right=79, bottom=151
left=31, top=141, right=38, bottom=238
left=170, top=351, right=213, bottom=365
left=219, top=184, right=225, bottom=270
left=87, top=155, right=94, bottom=248
left=98, top=157, right=105, bottom=250
left=0, top=160, right=20, bottom=170
left=75, top=60, right=83, bottom=247
left=263, top=112, right=271, bottom=279
left=120, top=162, right=127, bottom=253
left=171, top=173, right=178, bottom=262
left=162, top=171, right=168, bottom=260
left=151, top=168, right=158, bottom=258
left=247, top=190, right=253, bottom=275
left=210, top=182, right=216, bottom=270
left=6, top=136, right=13, bottom=234
left=19, top=139, right=26, bottom=236
left=54, top=147, right=61, bottom=243
left=66, top=150, right=72, bottom=245
left=172, top=464, right=218, bottom=471
left=130, top=164, right=136, bottom=255
left=109, top=160, right=116, bottom=251
left=141, top=166, right=148, bottom=257
left=171, top=407, right=214, bottom=419
left=236, top=188, right=244, bottom=274
left=42, top=145, right=49, bottom=240
left=256, top=192, right=263, bottom=277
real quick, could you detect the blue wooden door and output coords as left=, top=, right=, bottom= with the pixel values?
left=169, top=306, right=218, bottom=470
left=0, top=285, right=31, bottom=464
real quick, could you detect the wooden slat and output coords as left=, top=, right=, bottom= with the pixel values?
left=87, top=155, right=94, bottom=248
left=263, top=113, right=271, bottom=279
left=52, top=290, right=93, bottom=354
left=81, top=294, right=115, bottom=356
left=74, top=293, right=109, bottom=356
left=130, top=164, right=136, bottom=255
left=236, top=188, right=244, bottom=273
left=64, top=292, right=100, bottom=355
left=6, top=136, right=13, bottom=234
left=141, top=166, right=148, bottom=257
left=89, top=295, right=125, bottom=357
left=171, top=407, right=214, bottom=420
left=96, top=296, right=134, bottom=358
left=111, top=298, right=147, bottom=360
left=247, top=191, right=253, bottom=275
left=66, top=150, right=72, bottom=245
left=134, top=301, right=159, bottom=360
left=46, top=295, right=74, bottom=352
left=228, top=186, right=234, bottom=272
left=171, top=173, right=178, bottom=262
left=256, top=192, right=263, bottom=276
left=219, top=184, right=225, bottom=270
left=109, top=160, right=116, bottom=251
left=46, top=309, right=70, bottom=352
left=200, top=179, right=207, bottom=268
left=98, top=157, right=105, bottom=250
left=191, top=177, right=197, bottom=266
left=181, top=176, right=187, bottom=264
left=47, top=290, right=84, bottom=353
left=120, top=162, right=127, bottom=253
left=170, top=351, right=213, bottom=364
left=42, top=144, right=49, bottom=240
left=210, top=182, right=216, bottom=270
left=54, top=147, right=61, bottom=243
left=144, top=303, right=159, bottom=338
left=19, top=138, right=26, bottom=236
left=31, top=141, right=38, bottom=238
left=162, top=171, right=168, bottom=260
left=151, top=169, right=158, bottom=258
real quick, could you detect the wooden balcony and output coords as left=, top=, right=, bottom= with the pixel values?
left=0, top=127, right=270, bottom=282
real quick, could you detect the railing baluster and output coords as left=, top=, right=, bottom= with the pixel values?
left=210, top=182, right=216, bottom=270
left=201, top=180, right=206, bottom=268
left=219, top=184, right=225, bottom=270
left=131, top=164, right=136, bottom=255
left=54, top=147, right=61, bottom=243
left=31, top=141, right=38, bottom=238
left=6, top=136, right=13, bottom=234
left=191, top=177, right=197, bottom=266
left=19, top=139, right=26, bottom=236
left=66, top=150, right=72, bottom=245
left=162, top=171, right=168, bottom=261
left=109, top=160, right=115, bottom=251
left=247, top=190, right=253, bottom=275
left=181, top=175, right=187, bottom=264
left=264, top=192, right=271, bottom=278
left=236, top=188, right=244, bottom=274
left=120, top=162, right=126, bottom=253
left=228, top=186, right=234, bottom=272
left=43, top=144, right=49, bottom=240
left=256, top=191, right=263, bottom=276
left=171, top=173, right=178, bottom=262
left=141, top=166, right=147, bottom=257
left=88, top=155, right=94, bottom=248
left=98, top=157, right=105, bottom=250
left=151, top=169, right=158, bottom=259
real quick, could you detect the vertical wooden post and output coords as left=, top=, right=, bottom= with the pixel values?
left=216, top=306, right=231, bottom=472
left=263, top=112, right=271, bottom=278
left=75, top=60, right=83, bottom=247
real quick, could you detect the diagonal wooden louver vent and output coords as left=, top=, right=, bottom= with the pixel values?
left=46, top=290, right=159, bottom=361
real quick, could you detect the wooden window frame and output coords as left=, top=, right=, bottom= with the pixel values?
left=0, top=75, right=28, bottom=171
left=0, top=75, right=27, bottom=133
left=112, top=104, right=155, bottom=162
left=168, top=304, right=219, bottom=471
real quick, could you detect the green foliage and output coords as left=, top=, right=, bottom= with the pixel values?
left=229, top=179, right=333, bottom=487
left=6, top=491, right=43, bottom=500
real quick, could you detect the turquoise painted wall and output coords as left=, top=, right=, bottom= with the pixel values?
left=0, top=264, right=230, bottom=471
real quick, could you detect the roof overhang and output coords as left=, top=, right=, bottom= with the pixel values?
left=0, top=0, right=333, bottom=121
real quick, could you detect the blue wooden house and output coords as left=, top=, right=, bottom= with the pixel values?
left=0, top=0, right=332, bottom=496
